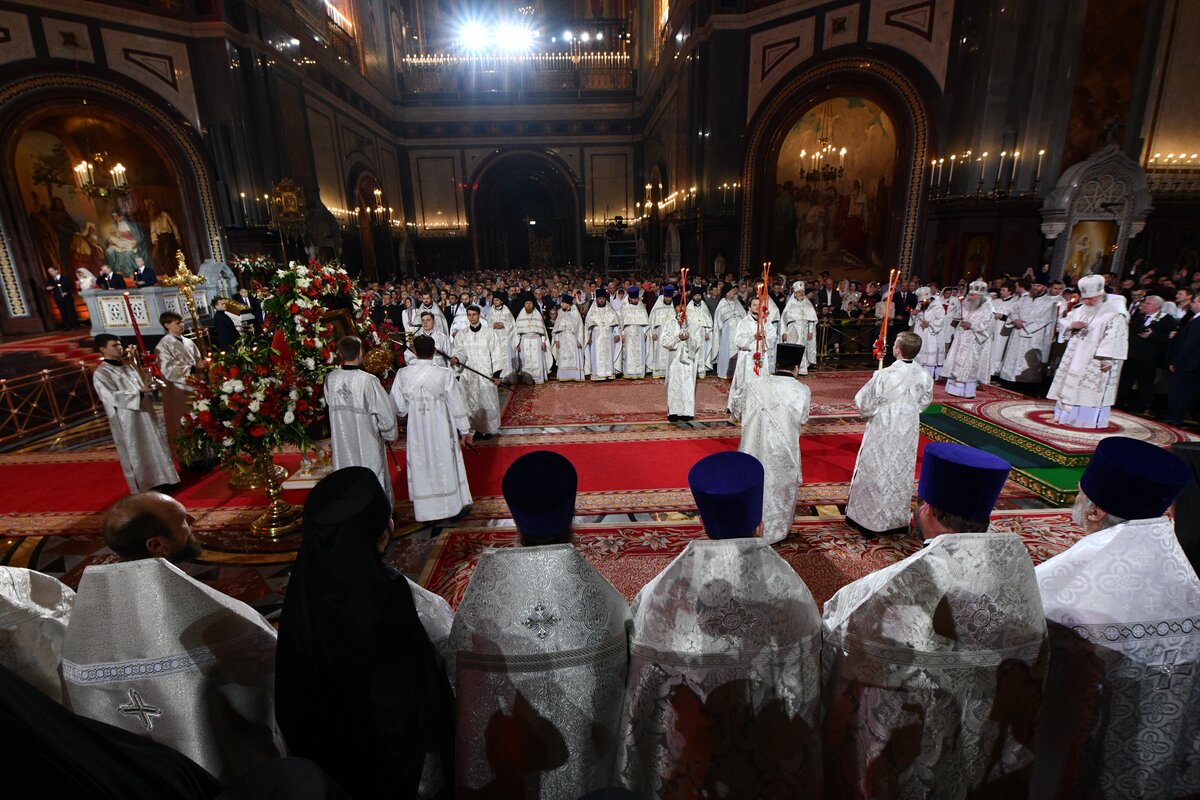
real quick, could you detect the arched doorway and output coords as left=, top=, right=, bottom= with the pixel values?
left=741, top=57, right=933, bottom=276
left=469, top=151, right=581, bottom=270
left=343, top=169, right=397, bottom=281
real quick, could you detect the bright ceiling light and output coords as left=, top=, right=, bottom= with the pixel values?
left=563, top=30, right=573, bottom=41
left=580, top=32, right=590, bottom=42
left=596, top=32, right=603, bottom=40
left=458, top=21, right=489, bottom=53
left=497, top=22, right=535, bottom=52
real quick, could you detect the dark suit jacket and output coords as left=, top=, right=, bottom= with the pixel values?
left=1170, top=317, right=1200, bottom=372
left=133, top=267, right=157, bottom=287
left=48, top=274, right=73, bottom=301
left=213, top=313, right=240, bottom=351
left=893, top=290, right=917, bottom=324
left=1128, top=311, right=1178, bottom=365
left=98, top=272, right=127, bottom=290
left=816, top=288, right=841, bottom=311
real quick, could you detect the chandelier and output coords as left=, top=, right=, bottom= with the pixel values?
left=801, top=100, right=846, bottom=186
left=72, top=108, right=130, bottom=199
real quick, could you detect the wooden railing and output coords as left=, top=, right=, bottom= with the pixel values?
left=0, top=363, right=101, bottom=447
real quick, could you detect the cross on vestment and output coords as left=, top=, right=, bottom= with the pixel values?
left=1150, top=649, right=1194, bottom=690
left=118, top=688, right=162, bottom=730
left=337, top=383, right=353, bottom=401
left=521, top=604, right=560, bottom=639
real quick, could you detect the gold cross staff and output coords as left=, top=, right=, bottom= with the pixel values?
left=160, top=251, right=209, bottom=356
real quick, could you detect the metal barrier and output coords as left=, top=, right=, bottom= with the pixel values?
left=0, top=363, right=101, bottom=447
left=814, top=318, right=886, bottom=368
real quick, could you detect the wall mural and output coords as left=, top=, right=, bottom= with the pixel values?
left=14, top=112, right=187, bottom=290
left=772, top=96, right=897, bottom=271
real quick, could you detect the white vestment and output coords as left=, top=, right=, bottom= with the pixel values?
left=738, top=375, right=812, bottom=543
left=999, top=292, right=1056, bottom=383
left=618, top=301, right=650, bottom=378
left=60, top=559, right=285, bottom=781
left=584, top=302, right=622, bottom=380
left=943, top=300, right=995, bottom=397
left=485, top=304, right=518, bottom=380
left=646, top=297, right=675, bottom=377
left=405, top=330, right=451, bottom=368
left=728, top=315, right=777, bottom=421
left=448, top=545, right=630, bottom=798
left=938, top=296, right=961, bottom=353
left=910, top=301, right=947, bottom=377
left=93, top=361, right=179, bottom=492
left=782, top=294, right=819, bottom=373
left=324, top=367, right=399, bottom=506
left=552, top=306, right=588, bottom=381
left=1047, top=298, right=1128, bottom=428
left=616, top=539, right=823, bottom=796
left=448, top=304, right=470, bottom=338
left=0, top=567, right=73, bottom=701
left=390, top=361, right=472, bottom=521
left=407, top=577, right=454, bottom=661
left=822, top=533, right=1047, bottom=798
left=414, top=304, right=449, bottom=337
left=713, top=298, right=747, bottom=379
left=451, top=325, right=506, bottom=435
left=684, top=301, right=716, bottom=376
left=844, top=361, right=933, bottom=534
left=154, top=333, right=201, bottom=390
left=660, top=314, right=698, bottom=417
left=990, top=295, right=1016, bottom=374
left=1032, top=516, right=1200, bottom=799
left=514, top=309, right=553, bottom=384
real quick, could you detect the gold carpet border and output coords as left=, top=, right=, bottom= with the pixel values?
left=941, top=403, right=1089, bottom=467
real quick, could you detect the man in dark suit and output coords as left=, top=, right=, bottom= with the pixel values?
left=44, top=267, right=79, bottom=329
left=1177, top=288, right=1195, bottom=328
left=1118, top=295, right=1178, bottom=415
left=211, top=297, right=241, bottom=351
left=132, top=257, right=157, bottom=287
left=816, top=278, right=841, bottom=314
left=1167, top=295, right=1200, bottom=426
left=893, top=279, right=919, bottom=331
left=97, top=265, right=127, bottom=290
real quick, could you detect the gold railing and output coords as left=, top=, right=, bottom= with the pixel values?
left=0, top=363, right=101, bottom=447
left=814, top=318, right=886, bottom=366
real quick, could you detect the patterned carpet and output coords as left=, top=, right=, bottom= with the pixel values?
left=801, top=370, right=1024, bottom=418
left=421, top=510, right=1081, bottom=611
left=502, top=376, right=732, bottom=426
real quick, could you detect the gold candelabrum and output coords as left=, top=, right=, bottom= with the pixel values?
left=160, top=251, right=210, bottom=356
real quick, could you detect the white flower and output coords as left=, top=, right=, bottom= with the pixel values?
left=302, top=357, right=316, bottom=370
left=249, top=400, right=261, bottom=413
left=220, top=379, right=245, bottom=394
left=296, top=277, right=311, bottom=289
left=194, top=399, right=210, bottom=412
left=222, top=438, right=233, bottom=446
left=283, top=410, right=295, bottom=424
left=289, top=389, right=299, bottom=400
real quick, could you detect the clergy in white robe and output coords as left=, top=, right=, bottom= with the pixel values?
left=938, top=288, right=961, bottom=356
left=999, top=281, right=1056, bottom=383
left=450, top=306, right=506, bottom=437
left=845, top=333, right=934, bottom=538
left=660, top=299, right=699, bottom=420
left=92, top=334, right=179, bottom=493
left=713, top=286, right=746, bottom=379
left=584, top=289, right=622, bottom=380
left=738, top=344, right=812, bottom=543
left=153, top=312, right=202, bottom=453
left=450, top=452, right=631, bottom=797
left=909, top=287, right=946, bottom=379
left=728, top=297, right=777, bottom=421
left=61, top=557, right=285, bottom=781
left=823, top=443, right=1047, bottom=798
left=943, top=281, right=995, bottom=397
left=1031, top=437, right=1197, bottom=799
left=324, top=337, right=399, bottom=506
left=405, top=312, right=452, bottom=368
left=990, top=286, right=1016, bottom=375
left=781, top=281, right=818, bottom=374
left=484, top=293, right=518, bottom=380
left=685, top=289, right=716, bottom=376
left=646, top=287, right=676, bottom=377
left=0, top=566, right=73, bottom=702
left=390, top=338, right=472, bottom=521
left=1047, top=276, right=1129, bottom=428
left=413, top=296, right=449, bottom=337
left=618, top=451, right=823, bottom=797
left=514, top=300, right=553, bottom=384
left=552, top=296, right=588, bottom=381
left=618, top=287, right=650, bottom=378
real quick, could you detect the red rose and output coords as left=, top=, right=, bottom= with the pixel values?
left=289, top=302, right=300, bottom=314
left=229, top=366, right=240, bottom=378
left=198, top=410, right=213, bottom=424
left=249, top=424, right=266, bottom=437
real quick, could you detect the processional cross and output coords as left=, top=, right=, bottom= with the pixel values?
left=160, top=251, right=209, bottom=356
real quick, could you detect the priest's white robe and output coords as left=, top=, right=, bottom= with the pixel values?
left=1032, top=517, right=1200, bottom=799
left=153, top=333, right=201, bottom=449
left=584, top=302, right=622, bottom=380
left=660, top=314, right=698, bottom=417
left=451, top=325, right=505, bottom=435
left=0, top=566, right=73, bottom=702
left=999, top=292, right=1056, bottom=383
left=618, top=301, right=650, bottom=378
left=414, top=303, right=449, bottom=337
left=390, top=360, right=472, bottom=521
left=552, top=306, right=588, bottom=381
left=484, top=304, right=518, bottom=380
left=407, top=577, right=454, bottom=662
left=782, top=294, right=818, bottom=374
left=514, top=309, right=552, bottom=384
left=448, top=545, right=630, bottom=798
left=616, top=539, right=823, bottom=796
left=943, top=300, right=995, bottom=397
left=684, top=300, right=716, bottom=377
left=909, top=300, right=947, bottom=378
left=647, top=298, right=675, bottom=377
left=938, top=296, right=961, bottom=354
left=92, top=361, right=179, bottom=492
left=1047, top=298, right=1128, bottom=428
left=713, top=298, right=746, bottom=379
left=822, top=533, right=1047, bottom=798
left=324, top=367, right=399, bottom=506
left=61, top=558, right=285, bottom=781
left=728, top=315, right=777, bottom=421
left=404, top=330, right=451, bottom=368
left=844, top=360, right=933, bottom=535
left=738, top=375, right=812, bottom=543
left=990, top=294, right=1016, bottom=375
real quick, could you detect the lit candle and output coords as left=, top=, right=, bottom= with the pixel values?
left=1009, top=151, right=1020, bottom=190
left=110, top=163, right=127, bottom=188
left=239, top=191, right=248, bottom=217
left=979, top=152, right=989, bottom=192
left=1035, top=149, right=1045, bottom=183
left=947, top=154, right=956, bottom=192
left=995, top=151, right=1006, bottom=191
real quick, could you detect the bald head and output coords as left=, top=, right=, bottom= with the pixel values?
left=103, top=492, right=201, bottom=563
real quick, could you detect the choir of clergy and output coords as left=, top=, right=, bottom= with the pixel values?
left=1047, top=273, right=1129, bottom=428
left=324, top=336, right=399, bottom=505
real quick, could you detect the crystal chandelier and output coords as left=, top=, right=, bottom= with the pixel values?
left=802, top=100, right=846, bottom=187
left=72, top=110, right=130, bottom=199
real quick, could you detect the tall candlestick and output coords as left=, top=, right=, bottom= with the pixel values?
left=1035, top=149, right=1045, bottom=185
left=947, top=155, right=956, bottom=194
left=977, top=152, right=989, bottom=194
left=239, top=192, right=248, bottom=219
left=995, top=151, right=1006, bottom=193
left=1009, top=151, right=1020, bottom=192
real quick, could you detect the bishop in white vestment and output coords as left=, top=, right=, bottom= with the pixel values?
left=845, top=333, right=934, bottom=538
left=92, top=335, right=179, bottom=492
left=909, top=287, right=947, bottom=378
left=1032, top=437, right=1198, bottom=800
left=390, top=338, right=473, bottom=521
left=552, top=295, right=588, bottom=381
left=1047, top=276, right=1128, bottom=428
left=618, top=286, right=650, bottom=378
left=584, top=288, right=622, bottom=380
left=943, top=280, right=995, bottom=397
left=713, top=286, right=746, bottom=379
left=324, top=337, right=399, bottom=505
left=618, top=451, right=823, bottom=797
left=450, top=307, right=506, bottom=437
left=781, top=282, right=818, bottom=374
left=514, top=299, right=553, bottom=384
left=660, top=299, right=698, bottom=420
left=0, top=566, right=73, bottom=702
left=823, top=444, right=1047, bottom=798
left=999, top=282, right=1056, bottom=383
left=738, top=343, right=812, bottom=543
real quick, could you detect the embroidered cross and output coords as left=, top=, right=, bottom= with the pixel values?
left=337, top=383, right=353, bottom=401
left=1150, top=650, right=1193, bottom=689
left=521, top=604, right=559, bottom=639
left=118, top=688, right=162, bottom=730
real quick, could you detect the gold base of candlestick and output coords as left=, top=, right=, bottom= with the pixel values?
left=249, top=454, right=303, bottom=538
left=227, top=457, right=287, bottom=490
